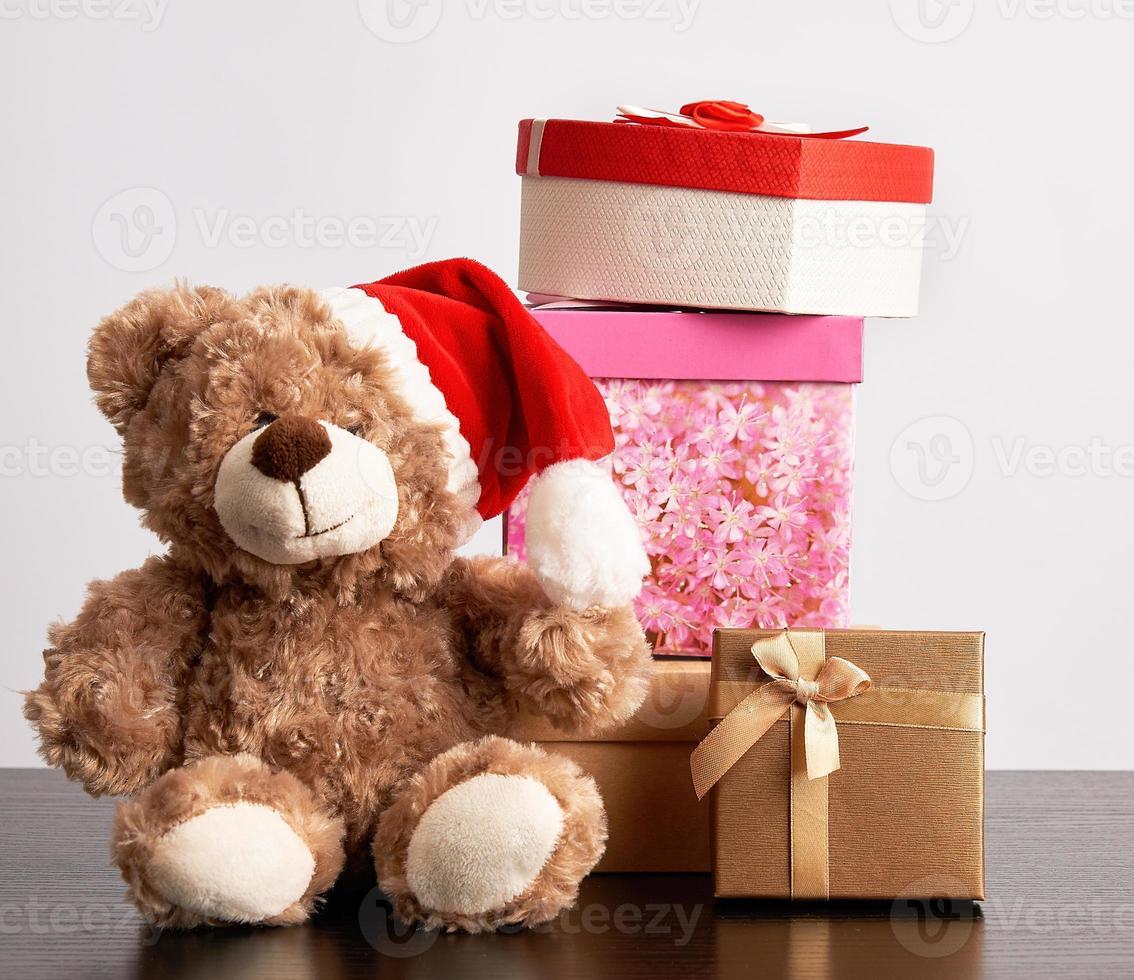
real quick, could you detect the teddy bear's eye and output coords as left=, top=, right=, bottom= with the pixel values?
left=253, top=412, right=278, bottom=430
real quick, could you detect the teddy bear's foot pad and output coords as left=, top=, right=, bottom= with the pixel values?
left=374, top=736, right=608, bottom=933
left=112, top=753, right=346, bottom=929
left=148, top=802, right=316, bottom=924
left=406, top=773, right=564, bottom=916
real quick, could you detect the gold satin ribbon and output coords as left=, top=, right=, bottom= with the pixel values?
left=689, top=630, right=985, bottom=899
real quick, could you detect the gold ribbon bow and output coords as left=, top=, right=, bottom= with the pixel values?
left=691, top=632, right=871, bottom=799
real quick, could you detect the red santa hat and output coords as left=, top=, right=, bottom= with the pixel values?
left=320, top=258, right=647, bottom=610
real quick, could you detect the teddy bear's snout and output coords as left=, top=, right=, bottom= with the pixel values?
left=251, top=414, right=333, bottom=484
left=213, top=417, right=400, bottom=566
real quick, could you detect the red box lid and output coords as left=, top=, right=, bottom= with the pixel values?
left=517, top=118, right=934, bottom=205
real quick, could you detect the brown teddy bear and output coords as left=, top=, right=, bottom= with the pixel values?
left=24, top=259, right=652, bottom=933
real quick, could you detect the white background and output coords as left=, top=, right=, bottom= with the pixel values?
left=2, top=0, right=1130, bottom=770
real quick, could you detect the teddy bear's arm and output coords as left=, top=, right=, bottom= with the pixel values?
left=442, top=555, right=652, bottom=735
left=23, top=555, right=210, bottom=798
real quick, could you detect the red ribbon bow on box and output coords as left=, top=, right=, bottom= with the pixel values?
left=616, top=101, right=869, bottom=140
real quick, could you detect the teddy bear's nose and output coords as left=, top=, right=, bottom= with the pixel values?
left=250, top=414, right=333, bottom=483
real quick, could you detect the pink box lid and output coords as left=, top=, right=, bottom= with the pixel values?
left=531, top=308, right=864, bottom=383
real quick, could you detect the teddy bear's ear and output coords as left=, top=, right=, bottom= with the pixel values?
left=88, top=283, right=235, bottom=434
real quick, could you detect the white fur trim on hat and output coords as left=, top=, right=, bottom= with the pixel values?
left=524, top=458, right=649, bottom=611
left=321, top=287, right=482, bottom=542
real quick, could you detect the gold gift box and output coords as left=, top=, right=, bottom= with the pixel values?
left=514, top=659, right=712, bottom=873
left=702, top=629, right=986, bottom=901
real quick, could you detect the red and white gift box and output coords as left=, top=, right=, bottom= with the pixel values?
left=505, top=307, right=863, bottom=657
left=516, top=118, right=934, bottom=317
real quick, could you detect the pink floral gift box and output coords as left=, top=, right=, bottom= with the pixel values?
left=505, top=307, right=863, bottom=657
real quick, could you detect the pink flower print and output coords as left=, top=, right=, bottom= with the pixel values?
left=718, top=398, right=765, bottom=443
left=769, top=463, right=808, bottom=498
left=762, top=406, right=805, bottom=468
left=713, top=595, right=760, bottom=632
left=619, top=389, right=663, bottom=432
left=737, top=541, right=792, bottom=595
left=689, top=437, right=743, bottom=481
left=707, top=496, right=757, bottom=545
left=637, top=582, right=682, bottom=635
left=695, top=543, right=748, bottom=591
left=626, top=492, right=663, bottom=538
left=507, top=377, right=855, bottom=657
left=695, top=383, right=737, bottom=412
left=782, top=385, right=818, bottom=418
left=651, top=466, right=691, bottom=510
left=746, top=594, right=789, bottom=630
left=744, top=452, right=778, bottom=499
left=686, top=417, right=721, bottom=447
left=618, top=444, right=665, bottom=491
left=756, top=494, right=809, bottom=540
left=659, top=502, right=705, bottom=542
left=659, top=608, right=697, bottom=651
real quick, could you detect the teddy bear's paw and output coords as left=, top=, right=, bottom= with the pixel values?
left=112, top=753, right=346, bottom=929
left=524, top=459, right=649, bottom=612
left=145, top=803, right=315, bottom=924
left=405, top=772, right=563, bottom=918
left=373, top=736, right=606, bottom=933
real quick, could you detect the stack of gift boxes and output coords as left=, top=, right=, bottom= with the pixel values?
left=508, top=104, right=985, bottom=901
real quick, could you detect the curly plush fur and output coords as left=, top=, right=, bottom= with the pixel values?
left=24, top=281, right=652, bottom=932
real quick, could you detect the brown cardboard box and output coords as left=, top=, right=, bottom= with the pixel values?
left=702, top=629, right=986, bottom=900
left=514, top=659, right=712, bottom=873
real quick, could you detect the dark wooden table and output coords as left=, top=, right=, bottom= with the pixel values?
left=1, top=770, right=1131, bottom=979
